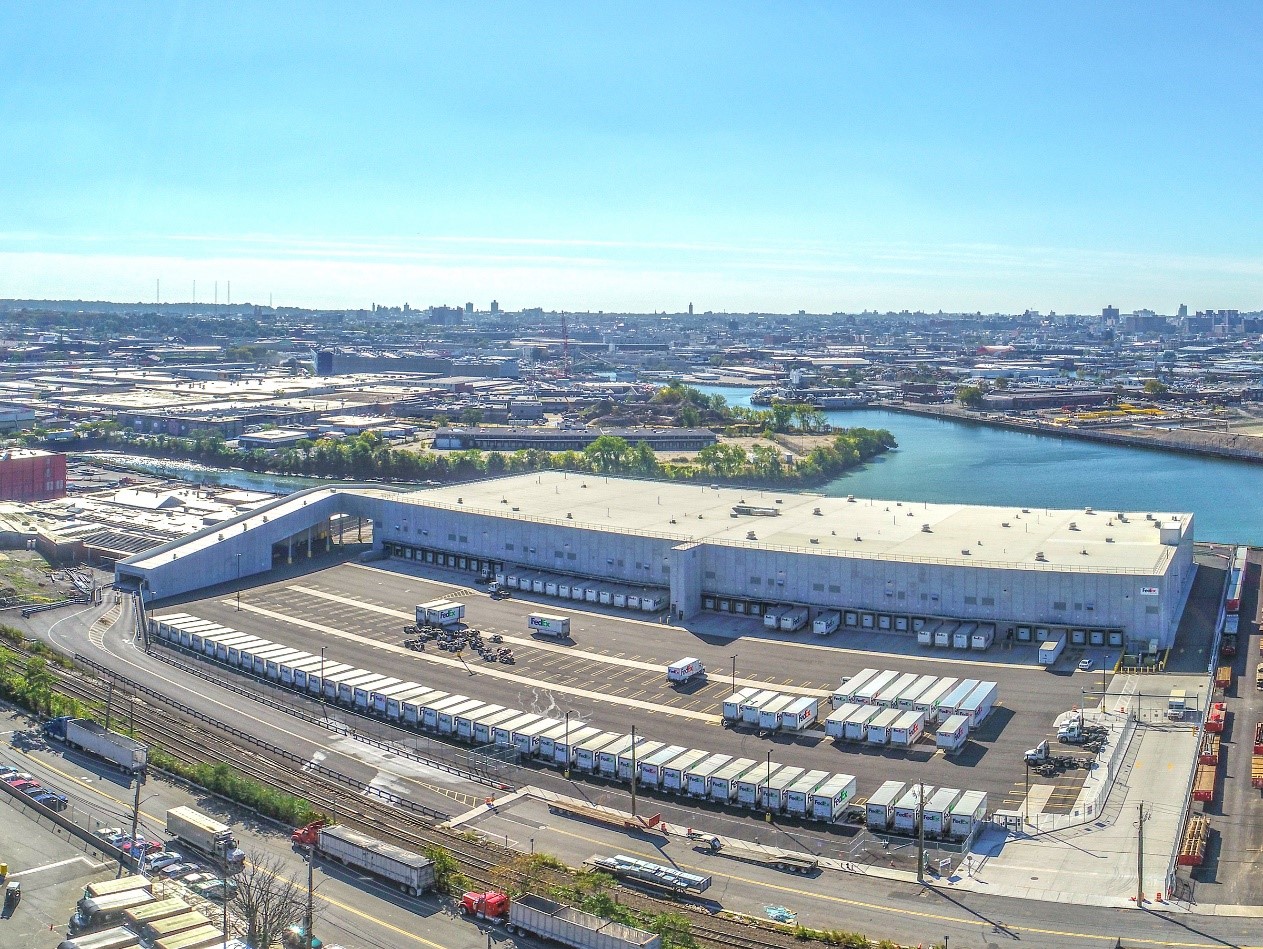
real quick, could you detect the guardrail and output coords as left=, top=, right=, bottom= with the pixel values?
left=73, top=653, right=452, bottom=822
left=20, top=595, right=91, bottom=617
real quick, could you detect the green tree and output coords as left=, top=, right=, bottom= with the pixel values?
left=956, top=384, right=985, bottom=408
left=1143, top=378, right=1169, bottom=396
left=24, top=656, right=54, bottom=715
left=583, top=434, right=632, bottom=472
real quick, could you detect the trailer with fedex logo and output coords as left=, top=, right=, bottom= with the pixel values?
left=528, top=613, right=571, bottom=637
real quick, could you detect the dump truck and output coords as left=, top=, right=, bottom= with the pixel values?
left=44, top=717, right=148, bottom=774
left=292, top=822, right=435, bottom=896
left=165, top=806, right=244, bottom=870
left=506, top=893, right=661, bottom=949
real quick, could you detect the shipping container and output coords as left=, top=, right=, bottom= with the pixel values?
left=935, top=714, right=971, bottom=754
left=740, top=690, right=782, bottom=724
left=865, top=781, right=907, bottom=830
left=948, top=790, right=988, bottom=839
left=831, top=668, right=881, bottom=708
left=890, top=710, right=925, bottom=747
left=875, top=672, right=919, bottom=708
left=864, top=708, right=903, bottom=744
left=617, top=739, right=663, bottom=781
left=761, top=766, right=806, bottom=811
left=812, top=610, right=841, bottom=635
left=640, top=746, right=689, bottom=786
left=810, top=773, right=857, bottom=821
left=722, top=687, right=760, bottom=721
left=854, top=670, right=899, bottom=704
left=892, top=785, right=932, bottom=833
left=784, top=770, right=831, bottom=816
left=683, top=753, right=732, bottom=796
left=844, top=704, right=883, bottom=741
left=781, top=696, right=820, bottom=732
left=956, top=682, right=998, bottom=726
left=663, top=749, right=711, bottom=792
left=708, top=758, right=758, bottom=801
left=922, top=788, right=962, bottom=836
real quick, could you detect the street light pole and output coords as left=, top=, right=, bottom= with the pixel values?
left=564, top=711, right=571, bottom=779
left=730, top=654, right=737, bottom=696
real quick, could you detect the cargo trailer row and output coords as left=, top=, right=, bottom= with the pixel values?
left=915, top=620, right=996, bottom=652
left=830, top=669, right=998, bottom=726
left=149, top=615, right=862, bottom=823
left=763, top=604, right=809, bottom=632
left=864, top=781, right=989, bottom=842
left=721, top=688, right=819, bottom=732
left=501, top=570, right=667, bottom=614
left=824, top=704, right=925, bottom=747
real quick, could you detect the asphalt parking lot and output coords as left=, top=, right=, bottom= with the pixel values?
left=0, top=790, right=118, bottom=945
left=158, top=559, right=1121, bottom=806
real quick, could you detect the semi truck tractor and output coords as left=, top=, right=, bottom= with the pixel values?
left=292, top=822, right=435, bottom=896
left=165, top=807, right=244, bottom=870
left=45, top=718, right=148, bottom=774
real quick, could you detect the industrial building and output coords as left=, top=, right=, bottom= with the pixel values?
left=0, top=448, right=66, bottom=502
left=115, top=472, right=1195, bottom=649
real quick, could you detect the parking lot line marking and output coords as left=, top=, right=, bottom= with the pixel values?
left=225, top=600, right=721, bottom=723
left=9, top=856, right=108, bottom=877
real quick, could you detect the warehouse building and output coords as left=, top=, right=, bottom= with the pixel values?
left=115, top=472, right=1195, bottom=649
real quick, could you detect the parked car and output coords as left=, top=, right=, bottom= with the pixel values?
left=30, top=791, right=68, bottom=811
left=143, top=851, right=183, bottom=872
left=2, top=772, right=34, bottom=785
left=94, top=826, right=123, bottom=840
left=1078, top=658, right=1093, bottom=671
left=193, top=879, right=237, bottom=902
left=180, top=872, right=217, bottom=888
left=12, top=780, right=42, bottom=793
left=160, top=863, right=200, bottom=879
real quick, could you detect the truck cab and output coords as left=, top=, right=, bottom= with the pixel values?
left=459, top=891, right=509, bottom=922
left=1167, top=689, right=1188, bottom=719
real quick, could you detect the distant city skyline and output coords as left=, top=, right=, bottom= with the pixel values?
left=3, top=3, right=1261, bottom=312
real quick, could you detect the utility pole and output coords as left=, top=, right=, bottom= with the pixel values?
left=629, top=725, right=638, bottom=817
left=1136, top=803, right=1149, bottom=907
left=730, top=654, right=737, bottom=696
left=104, top=676, right=114, bottom=730
left=305, top=842, right=315, bottom=947
left=916, top=780, right=926, bottom=884
left=128, top=771, right=144, bottom=867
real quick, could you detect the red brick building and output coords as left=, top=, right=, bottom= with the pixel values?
left=0, top=449, right=67, bottom=502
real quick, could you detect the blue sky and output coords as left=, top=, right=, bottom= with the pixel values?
left=2, top=3, right=1260, bottom=312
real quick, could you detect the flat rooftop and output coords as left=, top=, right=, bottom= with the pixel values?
left=407, top=471, right=1188, bottom=573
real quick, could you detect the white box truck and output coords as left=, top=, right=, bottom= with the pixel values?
left=812, top=610, right=841, bottom=636
left=666, top=657, right=705, bottom=685
left=528, top=612, right=571, bottom=638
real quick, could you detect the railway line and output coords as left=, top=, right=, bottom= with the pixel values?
left=8, top=636, right=806, bottom=949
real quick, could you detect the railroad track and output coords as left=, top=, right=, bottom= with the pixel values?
left=11, top=640, right=807, bottom=949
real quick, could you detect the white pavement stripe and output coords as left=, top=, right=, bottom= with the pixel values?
left=10, top=856, right=108, bottom=877
left=224, top=598, right=720, bottom=724
left=286, top=583, right=833, bottom=698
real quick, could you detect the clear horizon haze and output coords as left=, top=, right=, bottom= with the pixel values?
left=3, top=3, right=1261, bottom=314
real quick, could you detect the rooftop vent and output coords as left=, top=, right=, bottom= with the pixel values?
left=1001, top=522, right=1010, bottom=528
left=746, top=531, right=757, bottom=540
left=847, top=495, right=856, bottom=502
left=812, top=507, right=822, bottom=516
left=1106, top=537, right=1114, bottom=543
left=512, top=506, right=520, bottom=512
left=961, top=549, right=972, bottom=556
left=566, top=512, right=573, bottom=519
left=1145, top=513, right=1154, bottom=520
left=855, top=535, right=863, bottom=542
left=501, top=498, right=508, bottom=504
left=921, top=524, right=932, bottom=532
left=1068, top=522, right=1079, bottom=531
left=457, top=497, right=463, bottom=504
left=669, top=518, right=677, bottom=524
left=1035, top=551, right=1047, bottom=561
left=1084, top=507, right=1094, bottom=514
left=1022, top=508, right=1031, bottom=514
left=1081, top=549, right=1089, bottom=555
left=810, top=538, right=819, bottom=544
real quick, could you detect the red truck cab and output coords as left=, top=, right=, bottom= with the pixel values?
left=460, top=891, right=509, bottom=921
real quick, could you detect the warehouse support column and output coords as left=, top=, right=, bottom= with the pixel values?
left=325, top=518, right=332, bottom=552
left=306, top=525, right=313, bottom=558
left=287, top=536, right=294, bottom=565
left=669, top=542, right=704, bottom=622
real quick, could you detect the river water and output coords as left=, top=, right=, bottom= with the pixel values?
left=692, top=384, right=1258, bottom=544
left=87, top=387, right=1259, bottom=544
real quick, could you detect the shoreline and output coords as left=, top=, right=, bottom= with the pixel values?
left=877, top=401, right=1263, bottom=465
